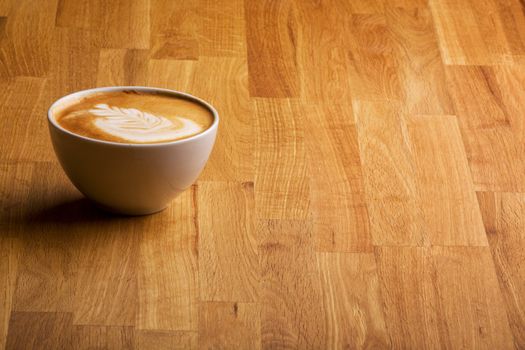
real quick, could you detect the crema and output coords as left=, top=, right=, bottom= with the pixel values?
left=54, top=90, right=214, bottom=144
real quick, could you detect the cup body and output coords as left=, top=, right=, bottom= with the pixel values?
left=47, top=86, right=218, bottom=215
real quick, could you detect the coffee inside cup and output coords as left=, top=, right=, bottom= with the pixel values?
left=53, top=90, right=214, bottom=144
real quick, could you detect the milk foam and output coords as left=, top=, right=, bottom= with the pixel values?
left=86, top=103, right=203, bottom=143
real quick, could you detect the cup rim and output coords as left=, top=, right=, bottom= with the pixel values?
left=47, top=86, right=219, bottom=147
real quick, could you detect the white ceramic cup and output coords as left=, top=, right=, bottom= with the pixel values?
left=47, top=86, right=219, bottom=215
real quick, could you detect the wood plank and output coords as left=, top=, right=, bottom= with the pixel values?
left=146, top=59, right=195, bottom=92
left=353, top=100, right=426, bottom=246
left=407, top=116, right=487, bottom=246
left=317, top=252, right=390, bottom=348
left=12, top=163, right=80, bottom=313
left=46, top=26, right=100, bottom=92
left=72, top=326, right=134, bottom=350
left=347, top=13, right=404, bottom=101
left=148, top=58, right=254, bottom=181
left=0, top=161, right=35, bottom=224
left=429, top=0, right=491, bottom=65
left=296, top=0, right=353, bottom=102
left=0, top=234, right=18, bottom=350
left=446, top=65, right=525, bottom=192
left=197, top=0, right=246, bottom=57
left=477, top=191, right=525, bottom=348
left=40, top=27, right=100, bottom=135
left=431, top=246, right=514, bottom=349
left=490, top=63, right=525, bottom=139
left=0, top=78, right=46, bottom=162
left=347, top=0, right=385, bottom=14
left=136, top=330, right=197, bottom=350
left=96, top=49, right=149, bottom=86
left=497, top=0, right=525, bottom=59
left=375, top=247, right=445, bottom=348
left=0, top=163, right=35, bottom=348
left=465, top=0, right=519, bottom=61
left=429, top=0, right=525, bottom=64
left=187, top=57, right=254, bottom=182
left=254, top=99, right=309, bottom=220
left=386, top=5, right=453, bottom=114
left=259, top=219, right=327, bottom=349
left=304, top=104, right=371, bottom=252
left=73, top=218, right=138, bottom=326
left=198, top=302, right=260, bottom=349
left=149, top=0, right=199, bottom=59
left=245, top=0, right=299, bottom=97
left=376, top=246, right=515, bottom=349
left=0, top=0, right=56, bottom=77
left=56, top=0, right=149, bottom=49
left=198, top=181, right=258, bottom=302
left=6, top=312, right=72, bottom=349
left=2, top=0, right=525, bottom=346
left=138, top=188, right=198, bottom=331
left=0, top=0, right=11, bottom=16
left=381, top=0, right=427, bottom=9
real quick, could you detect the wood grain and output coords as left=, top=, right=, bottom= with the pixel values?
left=72, top=326, right=134, bottom=350
left=430, top=0, right=525, bottom=65
left=407, top=115, right=487, bottom=246
left=47, top=27, right=100, bottom=96
left=198, top=302, right=260, bottom=349
left=198, top=181, right=258, bottom=302
left=0, top=233, right=18, bottom=350
left=0, top=0, right=56, bottom=77
left=0, top=0, right=10, bottom=16
left=347, top=13, right=404, bottom=101
left=0, top=163, right=34, bottom=224
left=1, top=0, right=524, bottom=347
left=377, top=246, right=515, bottom=349
left=0, top=78, right=45, bottom=162
left=149, top=0, right=198, bottom=60
left=296, top=0, right=353, bottom=102
left=187, top=57, right=254, bottom=182
left=135, top=330, right=197, bottom=350
left=305, top=104, right=371, bottom=252
left=138, top=188, right=198, bottom=331
left=97, top=49, right=149, bottom=86
left=245, top=0, right=299, bottom=97
left=317, top=252, right=390, bottom=348
left=12, top=163, right=78, bottom=313
left=73, top=217, right=138, bottom=326
left=148, top=58, right=254, bottom=182
left=447, top=65, right=525, bottom=192
left=56, top=0, right=149, bottom=49
left=353, top=100, right=426, bottom=246
left=431, top=246, right=514, bottom=349
left=255, top=99, right=309, bottom=220
left=6, top=312, right=72, bottom=349
left=197, top=0, right=247, bottom=57
left=259, top=220, right=326, bottom=349
left=477, top=191, right=525, bottom=348
left=375, top=247, right=440, bottom=349
left=0, top=163, right=33, bottom=349
left=347, top=0, right=385, bottom=14
left=386, top=4, right=453, bottom=114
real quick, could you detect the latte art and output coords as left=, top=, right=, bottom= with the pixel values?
left=54, top=90, right=214, bottom=144
left=87, top=104, right=203, bottom=143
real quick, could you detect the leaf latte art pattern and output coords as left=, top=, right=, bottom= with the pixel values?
left=88, top=104, right=203, bottom=142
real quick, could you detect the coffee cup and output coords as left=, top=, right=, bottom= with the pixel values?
left=47, top=86, right=219, bottom=215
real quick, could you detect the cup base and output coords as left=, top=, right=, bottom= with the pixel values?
left=92, top=201, right=169, bottom=216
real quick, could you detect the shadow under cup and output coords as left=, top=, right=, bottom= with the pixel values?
left=47, top=86, right=219, bottom=215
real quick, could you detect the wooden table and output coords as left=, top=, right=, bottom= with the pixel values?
left=1, top=0, right=524, bottom=348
